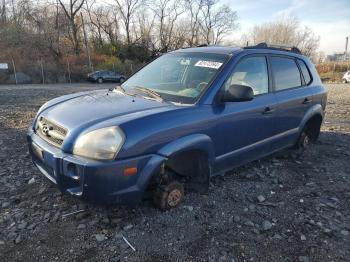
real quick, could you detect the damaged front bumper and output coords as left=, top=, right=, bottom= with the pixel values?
left=27, top=130, right=166, bottom=206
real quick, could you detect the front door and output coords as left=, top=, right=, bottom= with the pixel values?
left=214, top=55, right=278, bottom=172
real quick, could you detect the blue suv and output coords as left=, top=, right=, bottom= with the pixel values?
left=27, top=43, right=327, bottom=210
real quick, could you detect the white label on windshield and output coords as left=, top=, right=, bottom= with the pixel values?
left=195, top=60, right=223, bottom=69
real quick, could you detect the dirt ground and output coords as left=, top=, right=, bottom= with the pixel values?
left=0, top=83, right=349, bottom=262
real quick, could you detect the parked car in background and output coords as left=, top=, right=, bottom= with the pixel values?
left=342, top=71, right=350, bottom=83
left=87, top=70, right=126, bottom=84
left=28, top=43, right=327, bottom=210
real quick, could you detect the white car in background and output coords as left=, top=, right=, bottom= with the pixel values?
left=343, top=71, right=350, bottom=83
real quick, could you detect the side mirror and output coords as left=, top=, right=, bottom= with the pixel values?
left=221, top=84, right=254, bottom=102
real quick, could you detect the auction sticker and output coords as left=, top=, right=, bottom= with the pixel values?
left=195, top=60, right=223, bottom=69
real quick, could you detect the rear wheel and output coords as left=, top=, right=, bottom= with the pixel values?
left=97, top=78, right=103, bottom=84
left=297, top=131, right=311, bottom=149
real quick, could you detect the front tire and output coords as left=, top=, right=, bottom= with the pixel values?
left=343, top=79, right=348, bottom=84
left=97, top=78, right=103, bottom=84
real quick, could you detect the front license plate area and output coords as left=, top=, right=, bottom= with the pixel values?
left=32, top=142, right=44, bottom=161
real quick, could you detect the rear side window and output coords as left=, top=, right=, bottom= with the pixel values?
left=271, top=57, right=301, bottom=91
left=297, top=59, right=312, bottom=85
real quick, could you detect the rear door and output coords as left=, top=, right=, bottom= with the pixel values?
left=270, top=55, right=314, bottom=149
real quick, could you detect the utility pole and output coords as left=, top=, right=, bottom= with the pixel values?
left=11, top=58, right=17, bottom=85
left=345, top=36, right=349, bottom=54
left=81, top=12, right=93, bottom=72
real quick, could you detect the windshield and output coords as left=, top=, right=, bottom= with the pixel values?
left=122, top=52, right=229, bottom=104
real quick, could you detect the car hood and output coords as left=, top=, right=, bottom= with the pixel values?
left=39, top=90, right=176, bottom=132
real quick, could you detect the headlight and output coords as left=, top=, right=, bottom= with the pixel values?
left=73, top=127, right=125, bottom=160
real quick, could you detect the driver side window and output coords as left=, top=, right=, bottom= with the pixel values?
left=225, top=56, right=269, bottom=95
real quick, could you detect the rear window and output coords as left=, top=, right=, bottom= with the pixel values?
left=271, top=57, right=302, bottom=91
left=298, top=59, right=312, bottom=85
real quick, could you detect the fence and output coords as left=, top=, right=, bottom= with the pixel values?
left=0, top=55, right=144, bottom=85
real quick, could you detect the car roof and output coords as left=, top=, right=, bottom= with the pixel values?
left=171, top=45, right=307, bottom=60
left=172, top=46, right=241, bottom=55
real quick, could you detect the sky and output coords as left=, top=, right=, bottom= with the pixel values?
left=223, top=0, right=350, bottom=55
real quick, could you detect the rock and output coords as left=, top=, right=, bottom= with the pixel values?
left=299, top=256, right=309, bottom=262
left=244, top=220, right=254, bottom=227
left=95, top=234, right=107, bottom=242
left=184, top=205, right=194, bottom=212
left=0, top=240, right=5, bottom=245
left=257, top=195, right=266, bottom=203
left=28, top=177, right=35, bottom=185
left=77, top=224, right=86, bottom=229
left=1, top=202, right=10, bottom=208
left=300, top=234, right=306, bottom=241
left=248, top=204, right=256, bottom=211
left=27, top=223, right=36, bottom=230
left=44, top=212, right=50, bottom=220
left=340, top=230, right=349, bottom=236
left=101, top=217, right=110, bottom=224
left=273, top=234, right=283, bottom=240
left=51, top=212, right=60, bottom=222
left=233, top=216, right=241, bottom=223
left=75, top=212, right=89, bottom=220
left=15, top=235, right=22, bottom=244
left=261, top=220, right=273, bottom=231
left=123, top=224, right=133, bottom=231
left=18, top=222, right=28, bottom=230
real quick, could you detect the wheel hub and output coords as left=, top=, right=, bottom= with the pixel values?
left=167, top=189, right=182, bottom=207
left=303, top=135, right=310, bottom=148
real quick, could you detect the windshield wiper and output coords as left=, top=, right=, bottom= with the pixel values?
left=133, top=86, right=163, bottom=101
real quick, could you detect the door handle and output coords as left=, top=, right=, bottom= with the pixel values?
left=262, top=107, right=274, bottom=115
left=302, top=98, right=312, bottom=104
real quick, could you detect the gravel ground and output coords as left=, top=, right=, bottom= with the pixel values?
left=0, top=83, right=349, bottom=262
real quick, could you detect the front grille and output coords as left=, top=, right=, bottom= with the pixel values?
left=35, top=117, right=68, bottom=147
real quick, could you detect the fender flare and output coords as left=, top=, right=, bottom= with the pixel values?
left=157, top=133, right=215, bottom=165
left=299, top=104, right=324, bottom=132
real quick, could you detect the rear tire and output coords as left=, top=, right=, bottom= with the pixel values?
left=297, top=131, right=311, bottom=149
left=153, top=181, right=184, bottom=210
left=97, top=78, right=103, bottom=84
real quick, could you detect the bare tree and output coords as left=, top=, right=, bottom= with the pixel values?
left=200, top=0, right=238, bottom=45
left=151, top=0, right=184, bottom=52
left=114, top=0, right=143, bottom=45
left=247, top=16, right=319, bottom=57
left=186, top=0, right=203, bottom=46
left=0, top=0, right=6, bottom=23
left=58, top=0, right=85, bottom=54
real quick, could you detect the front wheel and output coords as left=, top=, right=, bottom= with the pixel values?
left=97, top=78, right=103, bottom=84
left=342, top=79, right=348, bottom=84
left=153, top=181, right=184, bottom=210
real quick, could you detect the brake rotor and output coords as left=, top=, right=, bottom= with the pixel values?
left=167, top=188, right=183, bottom=207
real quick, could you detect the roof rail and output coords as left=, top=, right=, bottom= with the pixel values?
left=244, top=42, right=301, bottom=54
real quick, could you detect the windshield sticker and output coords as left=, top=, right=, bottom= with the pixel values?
left=195, top=60, right=223, bottom=69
